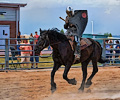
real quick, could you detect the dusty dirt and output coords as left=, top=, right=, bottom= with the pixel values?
left=0, top=66, right=120, bottom=100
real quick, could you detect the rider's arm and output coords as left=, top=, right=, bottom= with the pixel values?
left=64, top=16, right=69, bottom=29
left=64, top=23, right=69, bottom=29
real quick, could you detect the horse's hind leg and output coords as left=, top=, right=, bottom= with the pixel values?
left=51, top=62, right=61, bottom=93
left=63, top=63, right=77, bottom=85
left=79, top=59, right=90, bottom=92
left=85, top=59, right=98, bottom=88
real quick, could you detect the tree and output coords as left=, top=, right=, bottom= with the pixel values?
left=104, top=32, right=112, bottom=37
left=60, top=29, right=64, bottom=34
left=109, top=33, right=112, bottom=37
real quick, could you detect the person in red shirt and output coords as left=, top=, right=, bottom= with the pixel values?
left=34, top=31, right=39, bottom=44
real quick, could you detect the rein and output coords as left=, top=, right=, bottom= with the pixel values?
left=50, top=41, right=62, bottom=45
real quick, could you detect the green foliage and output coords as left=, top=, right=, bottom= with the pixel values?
left=109, top=33, right=112, bottom=37
left=104, top=32, right=112, bottom=37
left=60, top=29, right=64, bottom=34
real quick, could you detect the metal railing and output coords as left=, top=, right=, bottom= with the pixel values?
left=0, top=38, right=120, bottom=70
left=103, top=38, right=120, bottom=65
left=0, top=38, right=53, bottom=70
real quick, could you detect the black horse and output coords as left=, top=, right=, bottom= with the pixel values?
left=34, top=28, right=107, bottom=92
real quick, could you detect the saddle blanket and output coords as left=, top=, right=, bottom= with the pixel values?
left=69, top=38, right=92, bottom=50
left=80, top=38, right=92, bottom=50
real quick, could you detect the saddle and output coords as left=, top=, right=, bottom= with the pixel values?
left=80, top=38, right=92, bottom=50
left=69, top=38, right=92, bottom=51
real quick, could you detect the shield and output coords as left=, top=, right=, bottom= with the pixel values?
left=68, top=10, right=88, bottom=37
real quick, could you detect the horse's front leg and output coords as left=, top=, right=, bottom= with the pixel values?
left=63, top=63, right=77, bottom=85
left=51, top=62, right=61, bottom=93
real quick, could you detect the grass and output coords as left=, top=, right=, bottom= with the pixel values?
left=0, top=55, right=53, bottom=69
left=0, top=55, right=103, bottom=69
left=0, top=54, right=82, bottom=69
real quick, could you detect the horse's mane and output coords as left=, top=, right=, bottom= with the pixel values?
left=48, top=28, right=68, bottom=42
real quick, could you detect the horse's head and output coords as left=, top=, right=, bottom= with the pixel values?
left=34, top=28, right=49, bottom=55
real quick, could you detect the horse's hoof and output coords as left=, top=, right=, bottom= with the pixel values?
left=51, top=83, right=56, bottom=93
left=51, top=86, right=56, bottom=93
left=78, top=88, right=84, bottom=93
left=85, top=81, right=92, bottom=88
left=51, top=88, right=56, bottom=93
left=68, top=78, right=77, bottom=85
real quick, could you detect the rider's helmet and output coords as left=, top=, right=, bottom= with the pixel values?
left=66, top=6, right=74, bottom=17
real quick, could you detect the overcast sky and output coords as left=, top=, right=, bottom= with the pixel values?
left=0, top=0, right=120, bottom=35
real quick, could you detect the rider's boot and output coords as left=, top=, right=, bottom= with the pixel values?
left=74, top=36, right=81, bottom=59
left=74, top=42, right=81, bottom=59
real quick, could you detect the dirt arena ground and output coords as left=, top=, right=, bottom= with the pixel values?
left=0, top=66, right=120, bottom=100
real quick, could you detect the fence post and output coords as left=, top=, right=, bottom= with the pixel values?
left=5, top=38, right=9, bottom=70
left=33, top=38, right=35, bottom=68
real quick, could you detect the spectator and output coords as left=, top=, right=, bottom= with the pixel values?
left=19, top=38, right=32, bottom=67
left=17, top=41, right=21, bottom=59
left=109, top=40, right=113, bottom=56
left=21, top=36, right=25, bottom=43
left=34, top=31, right=39, bottom=44
left=109, top=40, right=114, bottom=64
left=115, top=40, right=120, bottom=58
left=30, top=40, right=39, bottom=68
left=105, top=40, right=110, bottom=58
left=29, top=33, right=34, bottom=44
left=16, top=31, right=21, bottom=44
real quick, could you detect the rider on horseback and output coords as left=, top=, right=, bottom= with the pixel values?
left=64, top=6, right=88, bottom=59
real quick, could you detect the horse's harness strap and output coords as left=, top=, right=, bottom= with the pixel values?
left=50, top=41, right=62, bottom=45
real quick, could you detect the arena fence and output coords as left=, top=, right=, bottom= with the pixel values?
left=102, top=38, right=120, bottom=66
left=0, top=38, right=53, bottom=70
left=0, top=38, right=120, bottom=71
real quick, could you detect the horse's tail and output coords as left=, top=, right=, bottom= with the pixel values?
left=98, top=57, right=109, bottom=63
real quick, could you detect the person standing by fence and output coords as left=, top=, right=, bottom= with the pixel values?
left=109, top=40, right=114, bottom=64
left=17, top=41, right=21, bottom=59
left=16, top=32, right=21, bottom=60
left=19, top=38, right=32, bottom=68
left=29, top=33, right=34, bottom=44
left=16, top=31, right=21, bottom=44
left=105, top=40, right=110, bottom=58
left=34, top=31, right=39, bottom=44
left=115, top=40, right=120, bottom=58
left=30, top=32, right=39, bottom=68
left=30, top=42, right=39, bottom=68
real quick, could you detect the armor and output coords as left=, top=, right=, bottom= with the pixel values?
left=69, top=10, right=88, bottom=37
left=64, top=7, right=88, bottom=59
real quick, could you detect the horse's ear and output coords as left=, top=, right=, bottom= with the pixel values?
left=40, top=28, right=42, bottom=33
